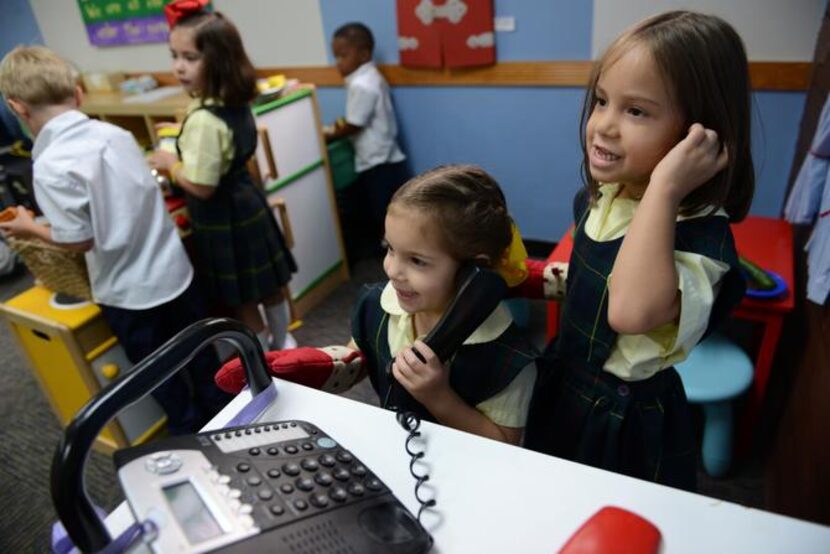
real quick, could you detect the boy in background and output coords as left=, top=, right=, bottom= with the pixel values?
left=0, top=46, right=229, bottom=434
left=325, top=22, right=409, bottom=260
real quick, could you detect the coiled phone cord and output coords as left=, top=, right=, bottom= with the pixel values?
left=395, top=410, right=437, bottom=522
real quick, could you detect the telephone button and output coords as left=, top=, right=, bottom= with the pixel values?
left=319, top=454, right=336, bottom=467
left=336, top=451, right=354, bottom=463
left=310, top=493, right=330, bottom=508
left=351, top=464, right=367, bottom=477
left=280, top=484, right=294, bottom=494
left=329, top=487, right=348, bottom=503
left=248, top=448, right=261, bottom=456
left=365, top=478, right=382, bottom=491
left=333, top=468, right=350, bottom=481
left=236, top=463, right=251, bottom=473
left=347, top=482, right=365, bottom=497
left=316, top=437, right=336, bottom=449
left=246, top=476, right=262, bottom=487
left=257, top=489, right=274, bottom=501
left=284, top=445, right=298, bottom=455
left=267, top=447, right=279, bottom=456
left=301, top=442, right=314, bottom=451
left=296, top=477, right=314, bottom=492
left=269, top=505, right=285, bottom=516
left=293, top=499, right=308, bottom=511
left=315, top=472, right=333, bottom=487
left=267, top=468, right=281, bottom=479
left=301, top=459, right=319, bottom=472
left=283, top=463, right=301, bottom=476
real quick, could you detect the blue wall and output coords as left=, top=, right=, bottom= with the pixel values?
left=1, top=0, right=43, bottom=56
left=318, top=0, right=805, bottom=241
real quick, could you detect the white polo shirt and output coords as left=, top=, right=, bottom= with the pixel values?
left=32, top=110, right=193, bottom=309
left=344, top=61, right=406, bottom=172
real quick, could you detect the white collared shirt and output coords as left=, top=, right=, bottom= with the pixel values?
left=344, top=61, right=406, bottom=172
left=377, top=282, right=536, bottom=428
left=32, top=110, right=192, bottom=308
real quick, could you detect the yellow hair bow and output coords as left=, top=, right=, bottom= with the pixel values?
left=495, top=223, right=529, bottom=287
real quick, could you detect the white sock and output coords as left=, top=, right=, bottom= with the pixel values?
left=256, top=329, right=270, bottom=352
left=264, top=300, right=290, bottom=349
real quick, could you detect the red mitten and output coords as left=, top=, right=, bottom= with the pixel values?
left=215, top=346, right=365, bottom=394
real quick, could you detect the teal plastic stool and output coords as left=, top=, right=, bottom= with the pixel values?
left=675, top=334, right=754, bottom=477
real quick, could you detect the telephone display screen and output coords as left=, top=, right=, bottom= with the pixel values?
left=163, top=481, right=223, bottom=544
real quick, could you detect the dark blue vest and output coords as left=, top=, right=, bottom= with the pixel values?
left=352, top=283, right=538, bottom=422
left=551, top=188, right=745, bottom=369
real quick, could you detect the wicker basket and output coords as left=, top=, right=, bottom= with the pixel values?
left=6, top=237, right=92, bottom=301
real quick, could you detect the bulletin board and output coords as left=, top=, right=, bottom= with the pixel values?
left=77, top=0, right=211, bottom=47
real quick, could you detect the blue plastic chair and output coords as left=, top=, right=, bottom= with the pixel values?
left=675, top=334, right=754, bottom=477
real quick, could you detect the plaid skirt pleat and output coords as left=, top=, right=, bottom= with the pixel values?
left=524, top=359, right=697, bottom=491
left=188, top=182, right=296, bottom=307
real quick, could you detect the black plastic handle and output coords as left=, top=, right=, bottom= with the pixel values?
left=50, top=318, right=271, bottom=553
left=422, top=265, right=507, bottom=361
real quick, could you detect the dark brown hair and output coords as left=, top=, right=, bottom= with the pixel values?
left=174, top=12, right=257, bottom=106
left=579, top=11, right=754, bottom=221
left=389, top=165, right=513, bottom=266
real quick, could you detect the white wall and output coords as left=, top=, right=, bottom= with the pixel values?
left=28, top=0, right=328, bottom=72
left=593, top=0, right=824, bottom=60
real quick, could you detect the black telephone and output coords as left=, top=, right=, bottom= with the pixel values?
left=382, top=264, right=508, bottom=522
left=50, top=319, right=434, bottom=554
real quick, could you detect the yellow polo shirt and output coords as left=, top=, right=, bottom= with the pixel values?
left=587, top=183, right=731, bottom=381
left=177, top=98, right=236, bottom=186
left=376, top=283, right=536, bottom=428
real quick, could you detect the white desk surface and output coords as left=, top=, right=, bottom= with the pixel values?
left=105, top=378, right=830, bottom=553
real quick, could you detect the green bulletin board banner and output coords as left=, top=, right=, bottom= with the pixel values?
left=77, top=0, right=211, bottom=47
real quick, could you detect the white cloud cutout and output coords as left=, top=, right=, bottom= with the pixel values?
left=398, top=36, right=420, bottom=51
left=467, top=32, right=494, bottom=49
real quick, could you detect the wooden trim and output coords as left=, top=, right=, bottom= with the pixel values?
left=135, top=60, right=811, bottom=91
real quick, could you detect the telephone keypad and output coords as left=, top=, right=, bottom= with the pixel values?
left=207, top=422, right=388, bottom=530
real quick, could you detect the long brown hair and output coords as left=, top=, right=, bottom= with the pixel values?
left=579, top=11, right=754, bottom=221
left=390, top=165, right=513, bottom=266
left=174, top=12, right=257, bottom=106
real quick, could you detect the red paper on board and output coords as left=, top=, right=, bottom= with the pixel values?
left=396, top=0, right=495, bottom=69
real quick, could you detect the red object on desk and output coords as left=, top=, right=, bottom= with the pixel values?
left=544, top=215, right=794, bottom=454
left=558, top=506, right=661, bottom=554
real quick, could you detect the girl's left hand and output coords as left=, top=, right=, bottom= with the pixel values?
left=650, top=123, right=729, bottom=203
left=146, top=150, right=179, bottom=172
left=391, top=340, right=451, bottom=405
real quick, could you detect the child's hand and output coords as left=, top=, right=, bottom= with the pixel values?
left=0, top=206, right=38, bottom=238
left=650, top=123, right=729, bottom=203
left=391, top=340, right=451, bottom=406
left=146, top=150, right=179, bottom=172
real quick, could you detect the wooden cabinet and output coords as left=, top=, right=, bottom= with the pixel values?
left=251, top=88, right=349, bottom=317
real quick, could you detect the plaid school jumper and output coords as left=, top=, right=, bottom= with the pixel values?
left=524, top=189, right=745, bottom=491
left=177, top=105, right=296, bottom=307
left=352, top=283, right=538, bottom=422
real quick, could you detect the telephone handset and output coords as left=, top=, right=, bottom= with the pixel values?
left=382, top=263, right=507, bottom=523
left=383, top=263, right=508, bottom=410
